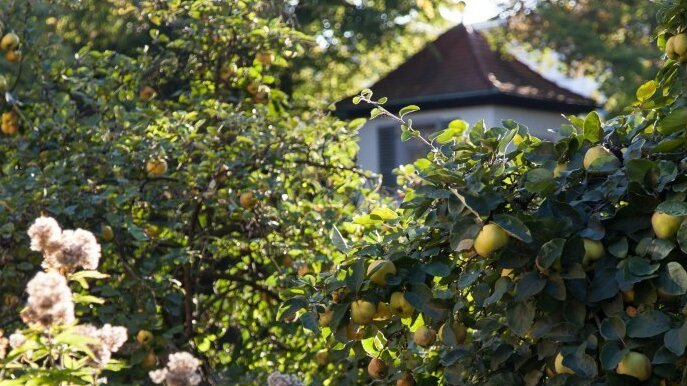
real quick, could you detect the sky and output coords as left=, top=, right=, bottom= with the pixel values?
left=441, top=0, right=503, bottom=25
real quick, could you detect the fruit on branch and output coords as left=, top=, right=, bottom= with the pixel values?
left=367, top=358, right=388, bottom=379
left=136, top=330, right=154, bottom=346
left=651, top=210, right=684, bottom=239
left=0, top=33, right=19, bottom=51
left=319, top=308, right=333, bottom=327
left=367, top=260, right=396, bottom=286
left=582, top=238, right=604, bottom=265
left=397, top=372, right=416, bottom=386
left=438, top=321, right=467, bottom=345
left=350, top=299, right=376, bottom=324
left=219, top=63, right=238, bottom=81
left=616, top=351, right=652, bottom=381
left=670, top=33, right=687, bottom=62
left=554, top=352, right=575, bottom=375
left=390, top=292, right=414, bottom=318
left=474, top=223, right=509, bottom=257
left=4, top=50, right=20, bottom=63
left=146, top=159, right=168, bottom=177
left=139, top=85, right=156, bottom=101
left=316, top=349, right=329, bottom=365
left=583, top=146, right=618, bottom=169
left=374, top=302, right=392, bottom=320
left=141, top=351, right=158, bottom=369
left=1, top=111, right=18, bottom=135
left=101, top=225, right=114, bottom=242
left=239, top=191, right=256, bottom=209
left=413, top=326, right=436, bottom=347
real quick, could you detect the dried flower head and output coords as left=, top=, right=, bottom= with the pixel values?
left=149, top=351, right=202, bottom=386
left=8, top=331, right=26, bottom=349
left=0, top=331, right=7, bottom=360
left=28, top=217, right=101, bottom=272
left=267, top=371, right=304, bottom=386
left=21, top=271, right=74, bottom=327
left=27, top=216, right=62, bottom=254
left=74, top=323, right=128, bottom=367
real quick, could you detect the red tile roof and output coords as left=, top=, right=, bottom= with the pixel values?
left=337, top=24, right=597, bottom=117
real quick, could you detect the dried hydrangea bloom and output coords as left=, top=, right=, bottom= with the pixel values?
left=59, top=228, right=101, bottom=271
left=28, top=216, right=101, bottom=272
left=8, top=332, right=26, bottom=349
left=74, top=323, right=128, bottom=367
left=0, top=332, right=7, bottom=360
left=267, top=371, right=304, bottom=386
left=149, top=351, right=202, bottom=386
left=21, top=271, right=74, bottom=327
left=27, top=216, right=62, bottom=254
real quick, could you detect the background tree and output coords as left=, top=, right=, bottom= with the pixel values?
left=498, top=0, right=662, bottom=113
left=0, top=0, right=379, bottom=384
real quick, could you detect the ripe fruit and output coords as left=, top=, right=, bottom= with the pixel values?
left=553, top=162, right=567, bottom=177
left=139, top=85, right=155, bottom=101
left=672, top=33, right=687, bottom=62
left=626, top=305, right=638, bottom=318
left=350, top=300, right=376, bottom=324
left=101, top=225, right=114, bottom=242
left=144, top=224, right=161, bottom=239
left=413, top=326, right=436, bottom=347
left=367, top=358, right=388, bottom=379
left=319, top=308, right=333, bottom=327
left=622, top=288, right=635, bottom=303
left=374, top=302, right=392, bottom=320
left=582, top=238, right=604, bottom=265
left=616, top=351, right=652, bottom=381
left=219, top=63, right=238, bottom=81
left=239, top=192, right=256, bottom=209
left=146, top=159, right=168, bottom=177
left=136, top=330, right=154, bottom=346
left=331, top=287, right=348, bottom=303
left=438, top=321, right=467, bottom=345
left=0, top=33, right=19, bottom=51
left=652, top=211, right=684, bottom=239
left=554, top=352, right=575, bottom=375
left=256, top=51, right=274, bottom=66
left=1, top=111, right=19, bottom=135
left=315, top=349, right=329, bottom=366
left=397, top=372, right=416, bottom=386
left=474, top=223, right=509, bottom=257
left=141, top=351, right=158, bottom=369
left=390, top=292, right=414, bottom=318
left=667, top=36, right=678, bottom=59
left=367, top=260, right=396, bottom=286
left=583, top=146, right=616, bottom=169
left=4, top=50, right=20, bottom=63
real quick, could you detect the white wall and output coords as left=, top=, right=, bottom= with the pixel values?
left=357, top=105, right=571, bottom=174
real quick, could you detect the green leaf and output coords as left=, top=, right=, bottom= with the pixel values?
left=599, top=342, right=627, bottom=371
left=399, top=105, right=420, bottom=118
left=346, top=258, right=365, bottom=293
left=665, top=321, right=687, bottom=356
left=523, top=168, right=555, bottom=194
left=300, top=311, right=320, bottom=335
left=657, top=261, right=687, bottom=296
left=72, top=293, right=105, bottom=305
left=537, top=239, right=565, bottom=269
left=493, top=214, right=533, bottom=243
left=370, top=207, right=398, bottom=220
left=583, top=111, right=602, bottom=143
left=506, top=301, right=535, bottom=337
left=514, top=272, right=546, bottom=301
left=484, top=277, right=511, bottom=306
left=636, top=80, right=657, bottom=102
left=656, top=201, right=687, bottom=216
left=626, top=310, right=671, bottom=338
left=660, top=107, right=687, bottom=135
left=330, top=225, right=349, bottom=253
left=599, top=317, right=625, bottom=341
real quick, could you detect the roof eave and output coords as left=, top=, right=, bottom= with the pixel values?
left=335, top=91, right=597, bottom=119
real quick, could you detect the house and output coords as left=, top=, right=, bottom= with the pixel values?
left=335, top=24, right=597, bottom=184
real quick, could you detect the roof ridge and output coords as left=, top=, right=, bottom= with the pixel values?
left=464, top=26, right=497, bottom=91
